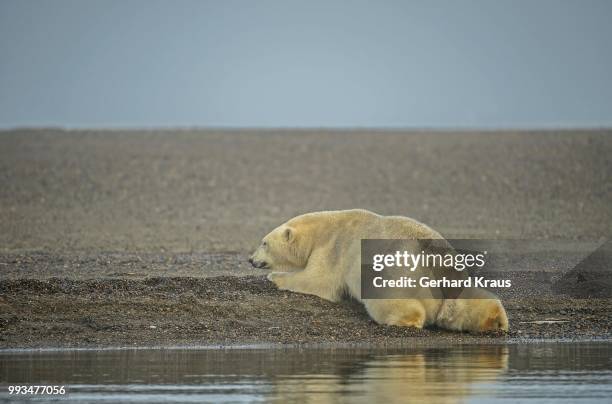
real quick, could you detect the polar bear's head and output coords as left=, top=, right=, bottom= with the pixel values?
left=249, top=224, right=306, bottom=271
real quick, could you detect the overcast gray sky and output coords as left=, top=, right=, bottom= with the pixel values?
left=0, top=0, right=611, bottom=128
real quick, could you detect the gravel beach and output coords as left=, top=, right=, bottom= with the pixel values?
left=0, top=128, right=610, bottom=348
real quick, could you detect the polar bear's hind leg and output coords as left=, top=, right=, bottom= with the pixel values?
left=364, top=300, right=427, bottom=329
left=479, top=300, right=509, bottom=332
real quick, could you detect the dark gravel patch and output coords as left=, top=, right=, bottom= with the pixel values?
left=1, top=275, right=609, bottom=349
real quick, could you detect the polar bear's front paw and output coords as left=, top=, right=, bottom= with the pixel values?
left=267, top=272, right=288, bottom=289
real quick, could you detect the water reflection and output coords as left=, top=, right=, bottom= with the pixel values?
left=1, top=343, right=610, bottom=403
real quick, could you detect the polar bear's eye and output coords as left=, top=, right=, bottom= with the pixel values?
left=262, top=241, right=268, bottom=247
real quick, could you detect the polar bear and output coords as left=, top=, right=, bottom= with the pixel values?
left=249, top=209, right=508, bottom=333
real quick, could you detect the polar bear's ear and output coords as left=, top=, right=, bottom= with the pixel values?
left=284, top=227, right=294, bottom=243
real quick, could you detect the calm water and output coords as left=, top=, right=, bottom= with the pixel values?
left=1, top=343, right=611, bottom=403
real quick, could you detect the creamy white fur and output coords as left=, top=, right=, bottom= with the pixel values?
left=250, top=209, right=508, bottom=332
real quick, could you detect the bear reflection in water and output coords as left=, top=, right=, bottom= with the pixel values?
left=0, top=346, right=509, bottom=403
left=270, top=346, right=509, bottom=403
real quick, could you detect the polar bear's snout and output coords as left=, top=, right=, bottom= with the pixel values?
left=248, top=256, right=269, bottom=269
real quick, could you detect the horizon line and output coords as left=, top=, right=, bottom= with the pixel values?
left=1, top=125, right=612, bottom=133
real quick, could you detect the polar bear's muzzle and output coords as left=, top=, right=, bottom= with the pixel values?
left=248, top=257, right=269, bottom=269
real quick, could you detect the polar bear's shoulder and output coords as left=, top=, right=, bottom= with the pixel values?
left=288, top=209, right=378, bottom=222
left=287, top=209, right=443, bottom=240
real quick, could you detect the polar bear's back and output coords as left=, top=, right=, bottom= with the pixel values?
left=289, top=209, right=445, bottom=240
left=378, top=214, right=446, bottom=240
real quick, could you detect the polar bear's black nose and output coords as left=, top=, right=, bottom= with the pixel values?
left=248, top=259, right=268, bottom=269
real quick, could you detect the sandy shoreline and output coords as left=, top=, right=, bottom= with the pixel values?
left=0, top=251, right=610, bottom=348
left=1, top=274, right=609, bottom=348
left=1, top=129, right=610, bottom=348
